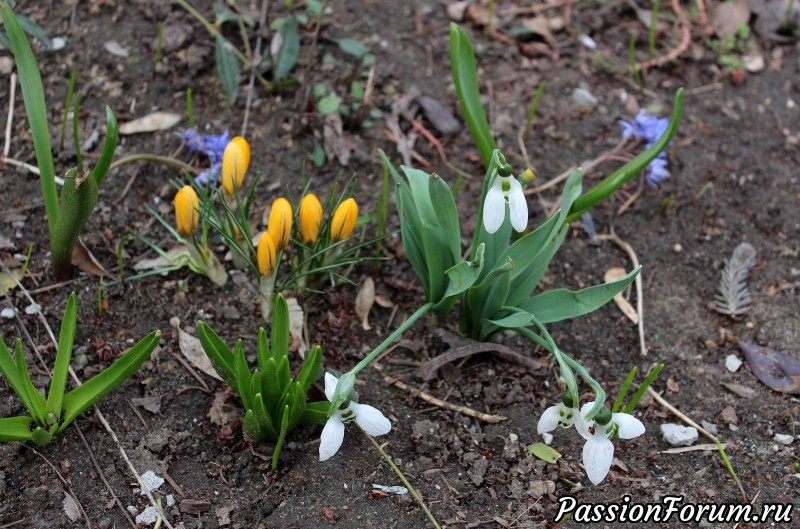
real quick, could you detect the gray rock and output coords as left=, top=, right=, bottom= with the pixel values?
left=774, top=433, right=795, bottom=445
left=660, top=423, right=699, bottom=446
left=572, top=88, right=598, bottom=108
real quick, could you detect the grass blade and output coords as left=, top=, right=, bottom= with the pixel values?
left=45, top=292, right=78, bottom=423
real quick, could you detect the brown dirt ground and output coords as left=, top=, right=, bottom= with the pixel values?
left=1, top=1, right=799, bottom=528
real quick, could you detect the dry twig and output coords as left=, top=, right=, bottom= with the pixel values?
left=634, top=0, right=691, bottom=71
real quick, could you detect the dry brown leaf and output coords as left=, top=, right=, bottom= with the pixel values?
left=170, top=317, right=222, bottom=381
left=286, top=297, right=307, bottom=356
left=374, top=294, right=394, bottom=309
left=119, top=111, right=181, bottom=135
left=738, top=340, right=800, bottom=394
left=71, top=238, right=107, bottom=277
left=465, top=3, right=491, bottom=28
left=447, top=1, right=470, bottom=21
left=0, top=266, right=23, bottom=296
left=323, top=112, right=351, bottom=166
left=131, top=396, right=162, bottom=414
left=605, top=267, right=638, bottom=324
left=355, top=277, right=375, bottom=331
left=712, top=0, right=751, bottom=37
left=62, top=491, right=81, bottom=522
left=521, top=16, right=558, bottom=48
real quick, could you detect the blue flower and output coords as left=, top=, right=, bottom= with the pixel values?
left=180, top=128, right=231, bottom=185
left=619, top=111, right=672, bottom=186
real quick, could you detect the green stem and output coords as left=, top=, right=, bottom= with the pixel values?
left=107, top=154, right=199, bottom=175
left=566, top=87, right=684, bottom=222
left=349, top=302, right=434, bottom=376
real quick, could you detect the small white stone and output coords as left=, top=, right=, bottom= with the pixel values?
left=660, top=423, right=699, bottom=446
left=724, top=354, right=743, bottom=373
left=166, top=494, right=175, bottom=507
left=24, top=303, right=41, bottom=315
left=571, top=88, right=598, bottom=108
left=1, top=307, right=16, bottom=319
left=134, top=505, right=159, bottom=526
left=578, top=34, right=597, bottom=50
left=51, top=37, right=66, bottom=51
left=139, top=471, right=164, bottom=494
left=541, top=432, right=554, bottom=445
left=508, top=433, right=518, bottom=443
left=774, top=434, right=795, bottom=445
left=126, top=506, right=138, bottom=514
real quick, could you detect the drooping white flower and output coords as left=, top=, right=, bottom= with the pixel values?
left=482, top=169, right=528, bottom=234
left=537, top=398, right=590, bottom=440
left=319, top=373, right=392, bottom=461
left=579, top=402, right=645, bottom=485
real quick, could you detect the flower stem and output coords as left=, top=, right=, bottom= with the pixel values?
left=108, top=153, right=199, bottom=175
left=362, top=429, right=442, bottom=529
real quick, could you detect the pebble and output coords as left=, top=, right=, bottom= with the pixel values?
left=774, top=434, right=794, bottom=445
left=571, top=88, right=598, bottom=108
left=578, top=34, right=596, bottom=50
left=660, top=423, right=699, bottom=446
left=134, top=505, right=158, bottom=526
left=700, top=420, right=718, bottom=435
left=719, top=405, right=738, bottom=425
left=139, top=470, right=164, bottom=494
left=222, top=306, right=240, bottom=320
left=0, top=308, right=16, bottom=319
left=0, top=56, right=13, bottom=75
left=724, top=354, right=743, bottom=372
left=51, top=37, right=66, bottom=51
left=24, top=303, right=41, bottom=315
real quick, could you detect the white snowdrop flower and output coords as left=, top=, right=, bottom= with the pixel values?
left=319, top=373, right=391, bottom=461
left=579, top=401, right=645, bottom=485
left=537, top=395, right=590, bottom=440
left=482, top=163, right=528, bottom=234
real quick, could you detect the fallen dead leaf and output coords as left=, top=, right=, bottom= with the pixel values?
left=374, top=294, right=394, bottom=309
left=171, top=317, right=222, bottom=381
left=71, top=238, right=107, bottom=277
left=119, top=111, right=181, bottom=135
left=712, top=0, right=751, bottom=37
left=323, top=112, right=351, bottom=166
left=605, top=267, right=638, bottom=324
left=131, top=396, right=162, bottom=414
left=521, top=16, right=559, bottom=49
left=62, top=491, right=81, bottom=522
left=286, top=297, right=307, bottom=356
left=447, top=1, right=470, bottom=21
left=355, top=277, right=375, bottom=331
left=738, top=340, right=800, bottom=393
left=0, top=266, right=23, bottom=296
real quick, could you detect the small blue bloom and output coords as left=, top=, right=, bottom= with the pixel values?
left=619, top=111, right=672, bottom=186
left=180, top=128, right=231, bottom=185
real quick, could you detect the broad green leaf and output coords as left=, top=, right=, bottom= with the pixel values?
left=505, top=226, right=567, bottom=308
left=299, top=400, right=329, bottom=425
left=213, top=4, right=241, bottom=24
left=273, top=17, right=300, bottom=80
left=52, top=169, right=98, bottom=279
left=17, top=14, right=51, bottom=48
left=336, top=38, right=367, bottom=59
left=243, top=409, right=267, bottom=441
left=46, top=292, right=78, bottom=423
left=261, top=359, right=282, bottom=415
left=233, top=341, right=253, bottom=410
left=306, top=0, right=322, bottom=17
left=31, top=426, right=52, bottom=446
left=252, top=393, right=279, bottom=440
left=272, top=404, right=291, bottom=469
left=449, top=23, right=496, bottom=167
left=443, top=243, right=484, bottom=298
left=527, top=442, right=561, bottom=463
left=256, top=327, right=270, bottom=370
left=568, top=89, right=684, bottom=221
left=197, top=322, right=236, bottom=388
left=520, top=267, right=640, bottom=324
left=276, top=355, right=291, bottom=394
left=317, top=94, right=341, bottom=115
left=215, top=35, right=240, bottom=104
left=58, top=330, right=160, bottom=433
left=14, top=339, right=46, bottom=424
left=0, top=416, right=35, bottom=442
left=0, top=32, right=10, bottom=50
left=428, top=173, right=461, bottom=265
left=500, top=211, right=560, bottom=283
left=488, top=310, right=533, bottom=329
left=287, top=381, right=306, bottom=431
left=296, top=345, right=322, bottom=393
left=270, top=294, right=290, bottom=361
left=90, top=106, right=118, bottom=186
left=2, top=4, right=58, bottom=236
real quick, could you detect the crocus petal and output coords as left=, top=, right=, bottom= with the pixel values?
left=507, top=177, right=528, bottom=232
left=319, top=413, right=345, bottom=461
left=351, top=402, right=391, bottom=436
left=324, top=372, right=338, bottom=402
left=583, top=430, right=614, bottom=485
left=482, top=179, right=506, bottom=234
left=612, top=413, right=645, bottom=439
left=537, top=405, right=562, bottom=434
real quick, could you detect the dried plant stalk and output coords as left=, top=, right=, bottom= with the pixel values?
left=715, top=242, right=757, bottom=318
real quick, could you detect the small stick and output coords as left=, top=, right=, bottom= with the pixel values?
left=127, top=398, right=150, bottom=430
left=386, top=376, right=507, bottom=423
left=615, top=174, right=646, bottom=215
left=161, top=469, right=185, bottom=497
left=634, top=0, right=691, bottom=71
left=4, top=73, right=16, bottom=157
left=171, top=351, right=211, bottom=392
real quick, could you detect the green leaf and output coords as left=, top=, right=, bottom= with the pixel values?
left=31, top=426, right=52, bottom=446
left=215, top=35, right=240, bottom=104
left=90, top=106, right=118, bottom=186
left=500, top=211, right=560, bottom=284
left=527, top=442, right=561, bottom=464
left=488, top=310, right=533, bottom=329
left=58, top=331, right=160, bottom=433
left=299, top=400, right=329, bottom=425
left=271, top=404, right=291, bottom=469
left=306, top=0, right=322, bottom=17
left=2, top=4, right=58, bottom=237
left=336, top=38, right=367, bottom=59
left=270, top=294, right=290, bottom=362
left=256, top=327, right=270, bottom=370
left=273, top=17, right=300, bottom=80
left=443, top=243, right=484, bottom=298
left=312, top=141, right=326, bottom=167
left=51, top=169, right=99, bottom=279
left=243, top=409, right=267, bottom=441
left=252, top=392, right=278, bottom=441
left=449, top=23, right=496, bottom=168
left=16, top=14, right=51, bottom=48
left=196, top=322, right=236, bottom=388
left=46, top=292, right=78, bottom=423
left=213, top=4, right=241, bottom=24
left=318, top=95, right=341, bottom=115
left=233, top=341, right=253, bottom=411
left=261, top=359, right=282, bottom=415
left=296, top=345, right=322, bottom=393
left=0, top=32, right=10, bottom=50
left=0, top=338, right=45, bottom=424
left=0, top=416, right=35, bottom=442
left=276, top=355, right=291, bottom=394
left=520, top=266, right=640, bottom=324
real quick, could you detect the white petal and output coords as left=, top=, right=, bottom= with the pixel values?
left=319, top=413, right=345, bottom=461
left=537, top=405, right=562, bottom=434
left=507, top=178, right=528, bottom=232
left=612, top=413, right=645, bottom=439
left=579, top=401, right=596, bottom=428
left=324, top=372, right=338, bottom=402
left=351, top=402, right=391, bottom=436
left=583, top=431, right=615, bottom=485
left=482, top=179, right=506, bottom=234
left=572, top=412, right=592, bottom=440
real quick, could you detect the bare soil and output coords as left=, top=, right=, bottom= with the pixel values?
left=1, top=1, right=799, bottom=528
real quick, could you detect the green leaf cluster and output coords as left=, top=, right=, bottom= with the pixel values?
left=197, top=293, right=326, bottom=469
left=0, top=293, right=160, bottom=445
left=2, top=4, right=119, bottom=281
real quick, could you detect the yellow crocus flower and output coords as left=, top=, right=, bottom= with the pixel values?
left=330, top=198, right=358, bottom=242
left=267, top=197, right=293, bottom=251
left=221, top=136, right=250, bottom=194
left=174, top=185, right=200, bottom=236
left=298, top=193, right=323, bottom=244
left=257, top=231, right=277, bottom=275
